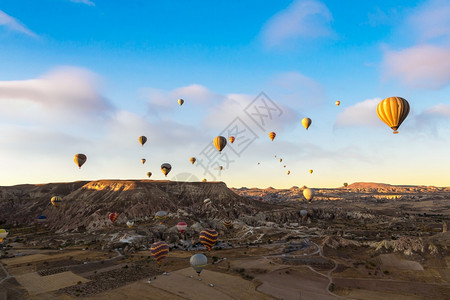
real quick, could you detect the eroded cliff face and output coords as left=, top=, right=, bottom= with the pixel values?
left=0, top=180, right=267, bottom=232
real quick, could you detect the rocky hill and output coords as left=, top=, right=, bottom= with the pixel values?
left=0, top=180, right=272, bottom=232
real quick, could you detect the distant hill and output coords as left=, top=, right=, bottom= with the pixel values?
left=0, top=180, right=269, bottom=231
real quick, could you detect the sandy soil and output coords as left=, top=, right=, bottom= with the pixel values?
left=14, top=271, right=89, bottom=295
left=379, top=254, right=424, bottom=271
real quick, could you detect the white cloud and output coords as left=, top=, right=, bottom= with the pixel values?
left=70, top=0, right=95, bottom=6
left=0, top=9, right=37, bottom=37
left=383, top=45, right=450, bottom=90
left=423, top=103, right=450, bottom=117
left=140, top=84, right=219, bottom=112
left=268, top=71, right=326, bottom=108
left=334, top=98, right=381, bottom=128
left=0, top=66, right=112, bottom=125
left=382, top=0, right=450, bottom=89
left=260, top=0, right=333, bottom=48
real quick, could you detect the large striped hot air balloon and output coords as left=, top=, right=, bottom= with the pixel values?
left=109, top=212, right=118, bottom=223
left=223, top=219, right=233, bottom=229
left=268, top=132, right=276, bottom=141
left=229, top=136, right=235, bottom=144
left=177, top=222, right=187, bottom=233
left=213, top=136, right=227, bottom=153
left=377, top=97, right=410, bottom=134
left=73, top=153, right=87, bottom=169
left=199, top=228, right=218, bottom=252
left=150, top=241, right=169, bottom=265
left=138, top=136, right=147, bottom=146
left=51, top=196, right=62, bottom=207
left=302, top=118, right=312, bottom=130
left=0, top=229, right=9, bottom=242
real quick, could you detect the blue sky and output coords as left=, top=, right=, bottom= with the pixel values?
left=0, top=0, right=449, bottom=188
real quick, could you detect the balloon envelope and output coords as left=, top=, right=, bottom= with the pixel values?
left=190, top=253, right=207, bottom=275
left=199, top=229, right=218, bottom=251
left=303, top=188, right=315, bottom=201
left=302, top=118, right=312, bottom=130
left=178, top=99, right=184, bottom=106
left=0, top=229, right=9, bottom=242
left=377, top=97, right=410, bottom=134
left=213, top=136, right=227, bottom=153
left=126, top=221, right=134, bottom=228
left=109, top=212, right=118, bottom=223
left=73, top=153, right=87, bottom=168
left=138, top=136, right=147, bottom=146
left=51, top=196, right=62, bottom=207
left=268, top=132, right=276, bottom=141
left=229, top=136, right=235, bottom=144
left=177, top=222, right=187, bottom=233
left=150, top=241, right=169, bottom=264
left=141, top=158, right=146, bottom=164
left=147, top=172, right=152, bottom=178
left=190, top=157, right=196, bottom=164
left=161, top=163, right=172, bottom=177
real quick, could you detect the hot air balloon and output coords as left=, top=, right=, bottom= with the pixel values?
left=309, top=169, right=313, bottom=174
left=300, top=210, right=308, bottom=217
left=335, top=101, right=340, bottom=106
left=177, top=222, right=187, bottom=233
left=138, top=136, right=147, bottom=146
left=190, top=157, right=196, bottom=164
left=109, top=212, right=118, bottom=223
left=219, top=166, right=223, bottom=171
left=302, top=118, right=312, bottom=130
left=147, top=172, right=152, bottom=178
left=155, top=211, right=167, bottom=224
left=150, top=241, right=169, bottom=265
left=257, top=162, right=260, bottom=165
left=199, top=229, right=218, bottom=252
left=161, top=163, right=172, bottom=177
left=190, top=253, right=207, bottom=276
left=287, top=170, right=290, bottom=175
left=126, top=221, right=134, bottom=228
left=279, top=158, right=282, bottom=163
left=343, top=182, right=348, bottom=187
left=203, top=198, right=212, bottom=207
left=37, top=215, right=47, bottom=223
left=0, top=229, right=9, bottom=242
left=202, top=178, right=207, bottom=182
left=303, top=188, right=315, bottom=202
left=229, top=136, right=235, bottom=144
left=51, top=196, right=62, bottom=207
left=223, top=219, right=233, bottom=229
left=213, top=136, right=227, bottom=153
left=141, top=158, right=146, bottom=164
left=283, top=165, right=286, bottom=168
left=268, top=132, right=276, bottom=141
left=73, top=153, right=87, bottom=169
left=178, top=99, right=184, bottom=106
left=377, top=97, right=410, bottom=134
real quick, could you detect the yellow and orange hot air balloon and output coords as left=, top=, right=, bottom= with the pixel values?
left=73, top=154, right=87, bottom=169
left=377, top=97, right=410, bottom=134
left=190, top=157, right=196, bottom=164
left=141, top=158, right=146, bottom=164
left=309, top=169, right=313, bottom=174
left=229, top=136, right=235, bottom=144
left=335, top=101, right=340, bottom=106
left=213, top=136, right=227, bottom=153
left=178, top=99, right=184, bottom=106
left=268, top=132, right=276, bottom=141
left=302, top=118, right=312, bottom=130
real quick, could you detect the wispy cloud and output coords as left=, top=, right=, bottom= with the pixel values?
left=334, top=98, right=381, bottom=128
left=140, top=84, right=220, bottom=112
left=260, top=0, right=333, bottom=48
left=382, top=0, right=450, bottom=89
left=0, top=9, right=37, bottom=37
left=70, top=0, right=95, bottom=6
left=0, top=66, right=112, bottom=125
